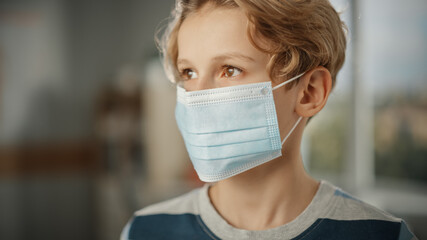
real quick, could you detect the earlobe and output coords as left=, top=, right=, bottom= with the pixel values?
left=295, top=67, right=332, bottom=118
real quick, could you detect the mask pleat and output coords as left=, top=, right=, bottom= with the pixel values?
left=180, top=126, right=270, bottom=146
left=176, top=100, right=274, bottom=134
left=192, top=150, right=282, bottom=182
left=186, top=137, right=278, bottom=160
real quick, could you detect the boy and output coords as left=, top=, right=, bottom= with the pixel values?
left=122, top=0, right=418, bottom=239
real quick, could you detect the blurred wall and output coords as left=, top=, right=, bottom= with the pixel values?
left=0, top=0, right=175, bottom=144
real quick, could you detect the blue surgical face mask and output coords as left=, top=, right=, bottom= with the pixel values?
left=175, top=73, right=304, bottom=182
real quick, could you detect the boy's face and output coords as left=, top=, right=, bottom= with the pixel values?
left=177, top=3, right=302, bottom=150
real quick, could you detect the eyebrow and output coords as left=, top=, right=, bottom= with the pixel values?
left=177, top=52, right=255, bottom=67
left=212, top=52, right=255, bottom=63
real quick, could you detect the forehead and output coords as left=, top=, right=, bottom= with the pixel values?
left=177, top=4, right=264, bottom=63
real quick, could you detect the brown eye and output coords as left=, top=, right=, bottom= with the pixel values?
left=222, top=66, right=242, bottom=78
left=181, top=69, right=198, bottom=80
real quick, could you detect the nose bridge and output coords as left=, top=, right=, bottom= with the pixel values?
left=194, top=73, right=216, bottom=91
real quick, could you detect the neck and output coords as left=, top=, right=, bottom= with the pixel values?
left=208, top=141, right=319, bottom=230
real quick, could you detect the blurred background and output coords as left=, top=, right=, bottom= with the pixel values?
left=0, top=0, right=426, bottom=239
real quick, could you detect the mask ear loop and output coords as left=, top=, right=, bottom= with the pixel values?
left=270, top=72, right=305, bottom=145
left=281, top=116, right=303, bottom=145
left=272, top=72, right=305, bottom=91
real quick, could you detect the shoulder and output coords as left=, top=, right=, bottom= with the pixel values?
left=327, top=183, right=399, bottom=222
left=310, top=181, right=417, bottom=240
left=121, top=186, right=215, bottom=240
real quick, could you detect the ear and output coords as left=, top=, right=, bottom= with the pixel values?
left=295, top=66, right=332, bottom=118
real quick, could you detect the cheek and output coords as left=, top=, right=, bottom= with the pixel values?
left=273, top=89, right=297, bottom=138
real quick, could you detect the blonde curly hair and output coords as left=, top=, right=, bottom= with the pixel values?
left=157, top=0, right=347, bottom=89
